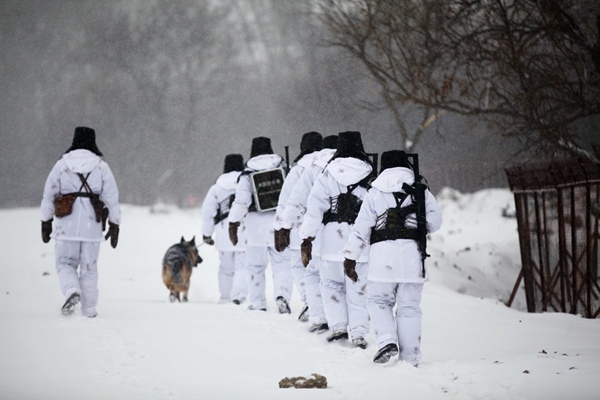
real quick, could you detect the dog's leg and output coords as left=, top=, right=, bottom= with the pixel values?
left=182, top=265, right=191, bottom=302
left=182, top=282, right=189, bottom=302
left=169, top=291, right=177, bottom=303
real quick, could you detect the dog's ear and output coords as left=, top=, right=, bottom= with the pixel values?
left=180, top=236, right=185, bottom=244
left=190, top=236, right=196, bottom=246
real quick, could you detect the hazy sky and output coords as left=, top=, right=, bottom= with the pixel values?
left=0, top=0, right=513, bottom=207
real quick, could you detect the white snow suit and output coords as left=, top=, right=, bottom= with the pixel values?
left=40, top=149, right=121, bottom=317
left=200, top=171, right=248, bottom=304
left=299, top=156, right=372, bottom=340
left=274, top=150, right=321, bottom=307
left=228, top=154, right=292, bottom=311
left=281, top=148, right=335, bottom=325
left=343, top=167, right=442, bottom=366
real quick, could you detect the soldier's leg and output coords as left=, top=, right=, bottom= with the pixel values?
left=79, top=241, right=100, bottom=317
left=395, top=282, right=424, bottom=366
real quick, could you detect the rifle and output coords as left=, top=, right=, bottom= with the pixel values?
left=401, top=153, right=429, bottom=278
left=284, top=145, right=290, bottom=175
left=366, top=152, right=379, bottom=184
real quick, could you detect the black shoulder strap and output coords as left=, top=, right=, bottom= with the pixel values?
left=77, top=173, right=92, bottom=193
left=393, top=192, right=409, bottom=207
left=389, top=190, right=417, bottom=219
left=347, top=183, right=360, bottom=193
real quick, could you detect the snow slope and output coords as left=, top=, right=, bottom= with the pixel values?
left=1, top=188, right=599, bottom=400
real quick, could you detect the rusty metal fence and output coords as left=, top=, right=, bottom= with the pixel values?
left=505, top=159, right=600, bottom=318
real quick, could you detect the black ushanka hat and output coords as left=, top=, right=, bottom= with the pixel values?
left=250, top=136, right=274, bottom=158
left=223, top=154, right=244, bottom=173
left=66, top=126, right=103, bottom=156
left=294, top=131, right=323, bottom=163
left=380, top=150, right=411, bottom=173
left=323, top=135, right=338, bottom=150
left=330, top=131, right=369, bottom=163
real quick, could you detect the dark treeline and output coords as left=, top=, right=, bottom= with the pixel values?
left=1, top=0, right=550, bottom=208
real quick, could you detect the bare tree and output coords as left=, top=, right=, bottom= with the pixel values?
left=317, top=0, right=600, bottom=160
left=434, top=0, right=600, bottom=161
left=91, top=1, right=241, bottom=204
left=317, top=0, right=449, bottom=151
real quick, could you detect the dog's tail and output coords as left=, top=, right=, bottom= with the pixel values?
left=162, top=260, right=183, bottom=285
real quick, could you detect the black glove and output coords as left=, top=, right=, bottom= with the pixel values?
left=274, top=228, right=290, bottom=252
left=229, top=222, right=240, bottom=246
left=203, top=235, right=215, bottom=246
left=104, top=222, right=119, bottom=249
left=41, top=219, right=53, bottom=243
left=344, top=258, right=358, bottom=282
left=300, top=237, right=314, bottom=267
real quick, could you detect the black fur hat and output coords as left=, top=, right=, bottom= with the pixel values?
left=323, top=135, right=338, bottom=150
left=250, top=136, right=274, bottom=158
left=224, top=154, right=244, bottom=173
left=66, top=126, right=103, bottom=156
left=330, top=131, right=368, bottom=162
left=380, top=150, right=411, bottom=173
left=294, top=131, right=323, bottom=162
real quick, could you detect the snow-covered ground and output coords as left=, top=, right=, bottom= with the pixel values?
left=1, top=188, right=599, bottom=400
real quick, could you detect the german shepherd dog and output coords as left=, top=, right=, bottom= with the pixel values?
left=162, top=236, right=202, bottom=302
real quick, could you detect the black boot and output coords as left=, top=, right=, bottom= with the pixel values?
left=352, top=337, right=368, bottom=349
left=308, top=322, right=329, bottom=334
left=297, top=304, right=309, bottom=322
left=61, top=293, right=80, bottom=316
left=373, top=343, right=399, bottom=364
left=326, top=329, right=348, bottom=342
left=276, top=296, right=291, bottom=314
